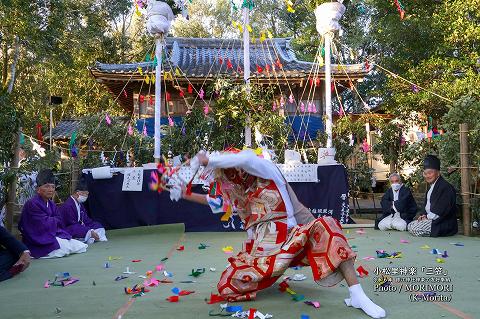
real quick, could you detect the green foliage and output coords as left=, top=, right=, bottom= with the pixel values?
left=162, top=80, right=289, bottom=157
left=78, top=115, right=154, bottom=168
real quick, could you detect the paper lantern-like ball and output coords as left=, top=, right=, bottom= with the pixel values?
left=146, top=0, right=174, bottom=36
left=314, top=2, right=346, bottom=35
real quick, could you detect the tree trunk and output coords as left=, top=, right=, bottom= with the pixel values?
left=1, top=41, right=8, bottom=88
left=7, top=36, right=20, bottom=94
left=5, top=36, right=21, bottom=232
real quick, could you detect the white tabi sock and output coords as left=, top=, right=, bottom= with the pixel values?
left=344, top=284, right=386, bottom=318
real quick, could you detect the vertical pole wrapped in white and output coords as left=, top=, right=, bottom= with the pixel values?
left=243, top=7, right=252, bottom=147
left=146, top=0, right=174, bottom=163
left=154, top=37, right=164, bottom=161
left=314, top=2, right=345, bottom=155
left=324, top=33, right=333, bottom=148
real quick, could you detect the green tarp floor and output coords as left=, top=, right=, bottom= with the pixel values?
left=0, top=223, right=478, bottom=319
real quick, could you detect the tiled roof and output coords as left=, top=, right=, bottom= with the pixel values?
left=47, top=119, right=81, bottom=140
left=90, top=37, right=367, bottom=80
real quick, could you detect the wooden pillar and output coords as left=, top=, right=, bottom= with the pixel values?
left=459, top=123, right=471, bottom=236
left=5, top=130, right=21, bottom=232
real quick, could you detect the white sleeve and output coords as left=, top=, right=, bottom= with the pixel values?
left=206, top=150, right=297, bottom=228
left=427, top=212, right=439, bottom=220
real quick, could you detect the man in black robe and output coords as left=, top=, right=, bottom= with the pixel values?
left=376, top=173, right=417, bottom=231
left=408, top=155, right=458, bottom=237
left=0, top=226, right=31, bottom=281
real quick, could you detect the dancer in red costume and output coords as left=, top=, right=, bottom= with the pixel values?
left=176, top=149, right=386, bottom=318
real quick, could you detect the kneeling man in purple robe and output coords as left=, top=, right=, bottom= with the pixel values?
left=18, top=169, right=88, bottom=258
left=59, top=176, right=107, bottom=244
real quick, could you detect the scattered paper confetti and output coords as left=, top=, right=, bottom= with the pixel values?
left=304, top=301, right=320, bottom=308
left=301, top=315, right=310, bottom=319
left=155, top=264, right=164, bottom=272
left=210, top=268, right=216, bottom=272
left=166, top=295, right=179, bottom=302
left=198, top=243, right=209, bottom=250
left=355, top=229, right=366, bottom=234
left=115, top=275, right=128, bottom=281
left=163, top=271, right=173, bottom=277
left=206, top=293, right=225, bottom=304
left=436, top=258, right=445, bottom=263
left=292, top=274, right=307, bottom=281
left=171, top=287, right=180, bottom=295
left=190, top=268, right=206, bottom=277
left=362, top=256, right=376, bottom=261
left=179, top=290, right=195, bottom=296
left=44, top=280, right=50, bottom=288
left=450, top=242, right=464, bottom=246
left=400, top=239, right=409, bottom=244
left=108, top=256, right=122, bottom=261
left=177, top=245, right=185, bottom=251
left=420, top=245, right=431, bottom=249
left=123, top=267, right=136, bottom=274
left=131, top=259, right=142, bottom=263
left=431, top=249, right=441, bottom=255
left=222, top=246, right=234, bottom=254
left=442, top=251, right=448, bottom=258
left=226, top=306, right=243, bottom=312
left=356, top=265, right=369, bottom=278
left=104, top=262, right=110, bottom=268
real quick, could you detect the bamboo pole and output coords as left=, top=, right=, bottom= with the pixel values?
left=459, top=123, right=471, bottom=236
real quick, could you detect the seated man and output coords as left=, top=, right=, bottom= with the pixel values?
left=0, top=226, right=31, bottom=281
left=408, top=155, right=458, bottom=237
left=18, top=169, right=88, bottom=258
left=377, top=173, right=417, bottom=231
left=59, top=176, right=107, bottom=244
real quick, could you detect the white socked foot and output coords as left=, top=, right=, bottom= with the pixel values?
left=345, top=284, right=386, bottom=318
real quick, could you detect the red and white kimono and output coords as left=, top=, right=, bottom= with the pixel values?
left=204, top=150, right=356, bottom=302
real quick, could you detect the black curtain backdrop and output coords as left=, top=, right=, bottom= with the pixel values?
left=84, top=165, right=351, bottom=232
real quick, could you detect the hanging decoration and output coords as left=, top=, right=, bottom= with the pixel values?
left=203, top=103, right=210, bottom=115
left=168, top=117, right=174, bottom=127
left=35, top=123, right=44, bottom=142
left=300, top=102, right=305, bottom=112
left=361, top=139, right=370, bottom=153
left=285, top=0, right=294, bottom=13
left=411, top=84, right=419, bottom=93
left=226, top=58, right=234, bottom=70
left=364, top=59, right=370, bottom=71
left=280, top=96, right=285, bottom=108
left=143, top=125, right=148, bottom=137
left=288, top=94, right=295, bottom=104
left=128, top=125, right=134, bottom=136
left=166, top=92, right=171, bottom=102
left=198, top=88, right=205, bottom=99
left=105, top=114, right=112, bottom=126
left=188, top=83, right=193, bottom=94
left=69, top=131, right=77, bottom=156
left=30, top=137, right=46, bottom=157
left=241, top=0, right=255, bottom=10
left=256, top=64, right=263, bottom=73
left=139, top=95, right=145, bottom=103
left=393, top=0, right=406, bottom=20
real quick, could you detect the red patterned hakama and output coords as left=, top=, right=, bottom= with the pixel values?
left=216, top=178, right=356, bottom=302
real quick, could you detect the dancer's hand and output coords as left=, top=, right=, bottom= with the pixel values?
left=195, top=151, right=209, bottom=166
